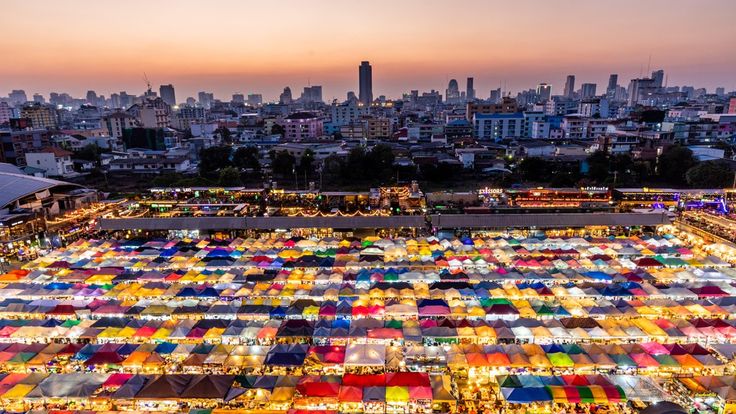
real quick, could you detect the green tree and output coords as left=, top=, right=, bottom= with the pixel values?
left=686, top=161, right=734, bottom=188
left=585, top=151, right=609, bottom=183
left=215, top=127, right=233, bottom=144
left=269, top=150, right=296, bottom=177
left=658, top=146, right=697, bottom=185
left=199, top=146, right=233, bottom=175
left=297, top=149, right=315, bottom=176
left=75, top=144, right=103, bottom=163
left=516, top=157, right=549, bottom=181
left=365, top=144, right=395, bottom=182
left=233, top=146, right=261, bottom=171
left=218, top=166, right=242, bottom=186
left=271, top=124, right=285, bottom=136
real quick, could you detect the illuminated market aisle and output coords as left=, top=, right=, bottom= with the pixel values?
left=0, top=235, right=734, bottom=413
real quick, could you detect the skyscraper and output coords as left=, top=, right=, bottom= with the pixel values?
left=358, top=61, right=373, bottom=106
left=607, top=74, right=618, bottom=92
left=159, top=84, right=176, bottom=106
left=466, top=77, right=475, bottom=101
left=651, top=70, right=664, bottom=88
left=536, top=83, right=552, bottom=102
left=86, top=90, right=97, bottom=105
left=446, top=79, right=460, bottom=104
left=580, top=83, right=597, bottom=99
left=564, top=75, right=575, bottom=98
left=279, top=87, right=293, bottom=105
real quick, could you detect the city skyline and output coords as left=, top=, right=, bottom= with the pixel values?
left=1, top=0, right=735, bottom=101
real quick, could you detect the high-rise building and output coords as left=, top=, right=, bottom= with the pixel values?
left=606, top=73, right=618, bottom=101
left=607, top=74, right=618, bottom=92
left=86, top=90, right=97, bottom=105
left=536, top=83, right=552, bottom=102
left=564, top=75, right=575, bottom=98
left=32, top=94, right=45, bottom=104
left=197, top=92, right=214, bottom=108
left=279, top=87, right=293, bottom=105
left=119, top=92, right=132, bottom=108
left=358, top=61, right=373, bottom=106
left=9, top=90, right=28, bottom=106
left=580, top=83, right=597, bottom=99
left=301, top=86, right=322, bottom=103
left=231, top=93, right=245, bottom=104
left=715, top=87, right=725, bottom=96
left=159, top=84, right=176, bottom=106
left=489, top=88, right=502, bottom=103
left=446, top=79, right=460, bottom=104
left=20, top=103, right=58, bottom=129
left=466, top=77, right=475, bottom=101
left=627, top=78, right=656, bottom=106
left=651, top=70, right=664, bottom=88
left=247, top=94, right=263, bottom=106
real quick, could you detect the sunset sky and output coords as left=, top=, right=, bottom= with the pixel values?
left=1, top=0, right=734, bottom=102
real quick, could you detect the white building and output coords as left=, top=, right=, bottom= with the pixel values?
left=474, top=113, right=524, bottom=141
left=24, top=147, right=75, bottom=177
left=108, top=156, right=191, bottom=174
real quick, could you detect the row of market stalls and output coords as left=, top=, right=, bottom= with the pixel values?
left=20, top=235, right=733, bottom=271
left=1, top=315, right=736, bottom=347
left=0, top=371, right=456, bottom=413
left=0, top=340, right=728, bottom=377
left=0, top=234, right=732, bottom=412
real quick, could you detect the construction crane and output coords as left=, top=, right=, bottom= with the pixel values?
left=142, top=72, right=152, bottom=95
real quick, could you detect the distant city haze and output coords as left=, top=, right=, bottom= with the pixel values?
left=1, top=0, right=734, bottom=101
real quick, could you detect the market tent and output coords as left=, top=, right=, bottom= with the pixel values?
left=344, top=344, right=386, bottom=367
left=180, top=375, right=236, bottom=399
left=501, top=387, right=552, bottom=403
left=27, top=373, right=108, bottom=398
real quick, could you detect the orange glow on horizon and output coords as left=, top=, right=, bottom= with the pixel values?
left=0, top=0, right=734, bottom=101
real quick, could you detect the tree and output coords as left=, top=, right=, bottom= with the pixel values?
left=218, top=166, right=242, bottom=186
left=215, top=127, right=233, bottom=144
left=516, top=157, right=549, bottom=181
left=585, top=151, right=609, bottom=183
left=686, top=161, right=734, bottom=188
left=365, top=144, right=395, bottom=182
left=297, top=149, right=315, bottom=176
left=199, top=146, right=232, bottom=175
left=269, top=150, right=296, bottom=177
left=271, top=124, right=285, bottom=136
left=233, top=146, right=261, bottom=171
left=657, top=146, right=697, bottom=185
left=75, top=144, right=103, bottom=163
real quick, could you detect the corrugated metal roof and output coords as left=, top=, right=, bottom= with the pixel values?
left=0, top=170, right=83, bottom=209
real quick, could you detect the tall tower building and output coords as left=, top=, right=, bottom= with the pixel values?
left=446, top=79, right=460, bottom=104
left=358, top=61, right=373, bottom=106
left=651, top=70, right=664, bottom=88
left=607, top=74, right=618, bottom=92
left=563, top=75, right=575, bottom=98
left=279, top=87, right=293, bottom=105
left=159, top=84, right=176, bottom=106
left=86, top=90, right=98, bottom=105
left=537, top=83, right=552, bottom=102
left=466, top=77, right=475, bottom=101
left=580, top=83, right=597, bottom=99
